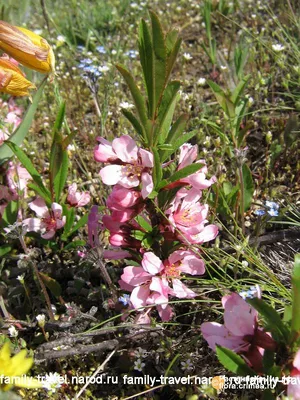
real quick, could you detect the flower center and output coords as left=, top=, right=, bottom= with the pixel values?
left=164, top=263, right=181, bottom=279
left=122, top=163, right=143, bottom=180
left=42, top=216, right=57, bottom=231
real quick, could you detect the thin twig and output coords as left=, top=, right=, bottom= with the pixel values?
left=75, top=347, right=117, bottom=399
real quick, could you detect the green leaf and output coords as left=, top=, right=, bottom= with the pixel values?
left=156, top=81, right=180, bottom=145
left=0, top=200, right=18, bottom=227
left=216, top=345, right=255, bottom=376
left=158, top=163, right=204, bottom=189
left=64, top=213, right=88, bottom=238
left=39, top=272, right=62, bottom=298
left=0, top=78, right=47, bottom=165
left=49, top=102, right=69, bottom=202
left=207, top=80, right=235, bottom=119
left=135, top=215, right=152, bottom=232
left=161, top=128, right=197, bottom=163
left=138, top=19, right=154, bottom=117
left=291, top=254, right=300, bottom=342
left=116, top=64, right=148, bottom=127
left=150, top=10, right=167, bottom=111
left=122, top=109, right=146, bottom=141
left=63, top=240, right=86, bottom=250
left=236, top=99, right=249, bottom=146
left=165, top=31, right=182, bottom=85
left=4, top=142, right=51, bottom=204
left=262, top=350, right=275, bottom=374
left=231, top=75, right=250, bottom=105
left=247, top=297, right=289, bottom=343
left=152, top=147, right=163, bottom=188
left=242, top=164, right=254, bottom=211
left=166, top=114, right=188, bottom=145
left=0, top=245, right=12, bottom=257
left=62, top=205, right=75, bottom=237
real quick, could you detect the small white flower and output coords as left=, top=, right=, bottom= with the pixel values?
left=220, top=65, right=227, bottom=70
left=241, top=260, right=249, bottom=268
left=43, top=372, right=63, bottom=393
left=197, top=77, right=206, bottom=86
left=272, top=44, right=285, bottom=52
left=133, top=358, right=145, bottom=372
left=67, top=144, right=76, bottom=151
left=181, top=358, right=193, bottom=371
left=111, top=49, right=117, bottom=55
left=57, top=35, right=66, bottom=42
left=98, top=65, right=110, bottom=73
left=34, top=29, right=43, bottom=35
left=183, top=53, right=192, bottom=61
left=8, top=326, right=18, bottom=337
left=120, top=101, right=134, bottom=109
left=36, top=314, right=46, bottom=328
left=135, top=347, right=147, bottom=358
left=17, top=274, right=25, bottom=282
left=131, top=2, right=138, bottom=8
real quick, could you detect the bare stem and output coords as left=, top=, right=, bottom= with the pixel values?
left=237, top=165, right=245, bottom=235
left=32, top=262, right=55, bottom=321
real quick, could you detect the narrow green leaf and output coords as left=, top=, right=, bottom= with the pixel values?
left=161, top=129, right=197, bottom=163
left=152, top=147, right=163, bottom=188
left=165, top=29, right=179, bottom=55
left=62, top=205, right=75, bottom=236
left=49, top=102, right=69, bottom=202
left=116, top=64, right=148, bottom=126
left=135, top=215, right=152, bottom=232
left=158, top=163, right=204, bottom=189
left=231, top=74, right=250, bottom=105
left=0, top=78, right=47, bottom=165
left=247, top=297, right=289, bottom=343
left=66, top=213, right=88, bottom=238
left=166, top=114, right=188, bottom=145
left=138, top=19, right=154, bottom=117
left=207, top=80, right=235, bottom=119
left=5, top=142, right=51, bottom=203
left=156, top=81, right=180, bottom=145
left=150, top=10, right=167, bottom=110
left=122, top=109, right=146, bottom=141
left=63, top=240, right=86, bottom=250
left=216, top=345, right=255, bottom=376
left=291, top=254, right=300, bottom=341
left=165, top=36, right=182, bottom=84
left=39, top=272, right=62, bottom=298
left=236, top=99, right=249, bottom=146
left=0, top=245, right=12, bottom=257
left=0, top=200, right=18, bottom=227
left=242, top=164, right=254, bottom=211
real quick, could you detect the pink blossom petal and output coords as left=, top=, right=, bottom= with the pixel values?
left=94, top=137, right=118, bottom=162
left=112, top=135, right=138, bottom=163
left=178, top=144, right=198, bottom=169
left=172, top=279, right=197, bottom=298
left=190, top=224, right=218, bottom=244
left=100, top=165, right=123, bottom=186
left=22, top=217, right=41, bottom=232
left=294, top=350, right=300, bottom=370
left=201, top=322, right=245, bottom=351
left=103, top=249, right=131, bottom=260
left=149, top=276, right=170, bottom=295
left=42, top=230, right=56, bottom=239
left=287, top=376, right=300, bottom=400
left=139, top=148, right=154, bottom=168
left=130, top=285, right=150, bottom=309
left=121, top=266, right=151, bottom=286
left=28, top=198, right=48, bottom=218
left=223, top=293, right=256, bottom=337
left=141, top=172, right=153, bottom=198
left=156, top=304, right=173, bottom=321
left=142, top=252, right=164, bottom=275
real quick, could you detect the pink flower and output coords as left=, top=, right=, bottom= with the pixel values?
left=102, top=215, right=141, bottom=249
left=103, top=248, right=132, bottom=260
left=0, top=129, right=9, bottom=146
left=287, top=350, right=300, bottom=399
left=6, top=161, right=31, bottom=198
left=23, top=198, right=66, bottom=239
left=165, top=188, right=218, bottom=244
left=95, top=135, right=154, bottom=198
left=67, top=183, right=91, bottom=207
left=120, top=250, right=205, bottom=321
left=201, top=291, right=276, bottom=372
left=106, top=185, right=142, bottom=222
left=165, top=144, right=216, bottom=191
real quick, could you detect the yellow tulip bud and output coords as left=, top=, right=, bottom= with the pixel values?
left=0, top=55, right=36, bottom=96
left=0, top=21, right=55, bottom=74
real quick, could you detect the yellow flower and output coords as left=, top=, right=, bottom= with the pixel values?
left=0, top=56, right=36, bottom=96
left=0, top=21, right=55, bottom=74
left=0, top=342, right=42, bottom=391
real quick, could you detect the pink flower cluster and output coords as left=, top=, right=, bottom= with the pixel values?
left=201, top=290, right=276, bottom=372
left=0, top=98, right=23, bottom=146
left=120, top=250, right=205, bottom=321
left=92, top=135, right=218, bottom=321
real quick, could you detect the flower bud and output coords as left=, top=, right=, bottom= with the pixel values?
left=0, top=56, right=35, bottom=96
left=0, top=21, right=55, bottom=73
